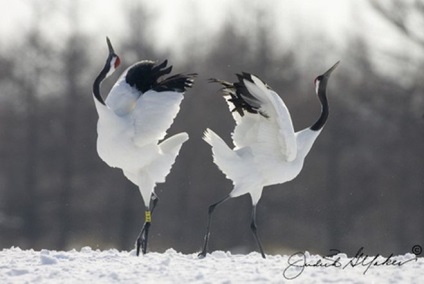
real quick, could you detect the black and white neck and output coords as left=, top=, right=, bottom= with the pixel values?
left=310, top=61, right=339, bottom=131
left=93, top=37, right=121, bottom=106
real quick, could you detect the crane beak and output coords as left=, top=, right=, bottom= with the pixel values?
left=106, top=37, right=115, bottom=54
left=322, top=61, right=340, bottom=78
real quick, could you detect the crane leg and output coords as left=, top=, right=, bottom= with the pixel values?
left=136, top=193, right=159, bottom=256
left=198, top=195, right=230, bottom=258
left=150, top=192, right=159, bottom=214
left=250, top=205, right=266, bottom=258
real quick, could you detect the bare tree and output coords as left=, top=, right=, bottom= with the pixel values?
left=371, top=0, right=424, bottom=46
left=13, top=31, right=56, bottom=248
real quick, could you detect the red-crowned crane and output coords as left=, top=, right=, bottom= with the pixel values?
left=199, top=61, right=339, bottom=258
left=92, top=37, right=196, bottom=256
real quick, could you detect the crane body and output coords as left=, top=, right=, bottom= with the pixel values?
left=93, top=38, right=196, bottom=256
left=199, top=62, right=339, bottom=258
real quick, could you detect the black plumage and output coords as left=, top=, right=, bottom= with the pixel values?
left=125, top=60, right=196, bottom=93
left=210, top=73, right=270, bottom=118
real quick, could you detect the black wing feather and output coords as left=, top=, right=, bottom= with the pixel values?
left=125, top=60, right=197, bottom=93
left=210, top=73, right=269, bottom=117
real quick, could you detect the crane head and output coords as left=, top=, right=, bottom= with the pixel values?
left=105, top=37, right=121, bottom=77
left=314, top=61, right=339, bottom=96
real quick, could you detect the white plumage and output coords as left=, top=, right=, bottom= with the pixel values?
left=199, top=62, right=339, bottom=258
left=92, top=38, right=196, bottom=255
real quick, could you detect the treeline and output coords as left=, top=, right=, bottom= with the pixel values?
left=0, top=1, right=423, bottom=256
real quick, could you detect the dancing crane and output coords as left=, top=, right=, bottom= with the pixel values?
left=199, top=61, right=339, bottom=258
left=92, top=37, right=196, bottom=256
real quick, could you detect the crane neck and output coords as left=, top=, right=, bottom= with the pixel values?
left=93, top=64, right=109, bottom=106
left=310, top=91, right=328, bottom=131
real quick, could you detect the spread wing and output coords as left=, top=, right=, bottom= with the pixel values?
left=106, top=60, right=196, bottom=147
left=131, top=90, right=184, bottom=147
left=212, top=73, right=297, bottom=162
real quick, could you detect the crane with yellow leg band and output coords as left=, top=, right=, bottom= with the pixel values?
left=92, top=37, right=196, bottom=256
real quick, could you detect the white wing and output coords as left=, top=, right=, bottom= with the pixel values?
left=230, top=75, right=297, bottom=162
left=105, top=76, right=140, bottom=117
left=131, top=90, right=184, bottom=147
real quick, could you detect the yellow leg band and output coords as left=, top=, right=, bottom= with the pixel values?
left=145, top=210, right=151, bottom=223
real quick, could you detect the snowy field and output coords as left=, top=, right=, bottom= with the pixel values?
left=1, top=247, right=423, bottom=283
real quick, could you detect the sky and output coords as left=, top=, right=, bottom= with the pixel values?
left=1, top=0, right=423, bottom=80
left=0, top=0, right=366, bottom=47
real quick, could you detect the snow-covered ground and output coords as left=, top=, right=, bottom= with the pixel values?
left=1, top=247, right=423, bottom=283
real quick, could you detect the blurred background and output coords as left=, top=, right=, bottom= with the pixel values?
left=0, top=0, right=423, bottom=257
